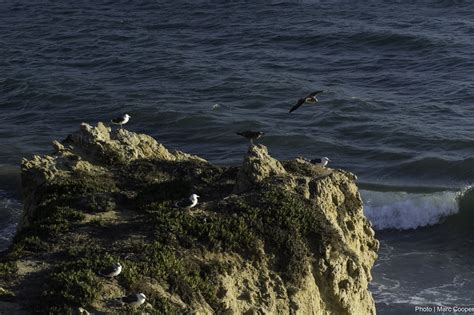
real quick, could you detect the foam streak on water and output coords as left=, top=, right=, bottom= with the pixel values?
left=371, top=239, right=474, bottom=313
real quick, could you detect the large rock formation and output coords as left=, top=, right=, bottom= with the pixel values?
left=0, top=123, right=378, bottom=314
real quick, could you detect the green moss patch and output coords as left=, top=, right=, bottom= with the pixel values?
left=217, top=186, right=324, bottom=284
left=37, top=251, right=121, bottom=312
left=40, top=268, right=102, bottom=312
left=119, top=242, right=225, bottom=312
left=13, top=206, right=85, bottom=257
left=0, top=261, right=18, bottom=280
left=45, top=172, right=117, bottom=196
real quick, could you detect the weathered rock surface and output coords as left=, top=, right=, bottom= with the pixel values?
left=0, top=123, right=378, bottom=314
left=234, top=144, right=287, bottom=193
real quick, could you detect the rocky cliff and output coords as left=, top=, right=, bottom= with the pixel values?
left=0, top=123, right=379, bottom=314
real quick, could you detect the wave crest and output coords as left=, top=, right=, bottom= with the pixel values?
left=361, top=189, right=460, bottom=230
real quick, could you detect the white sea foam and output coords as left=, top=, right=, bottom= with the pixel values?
left=361, top=189, right=460, bottom=230
left=371, top=274, right=474, bottom=307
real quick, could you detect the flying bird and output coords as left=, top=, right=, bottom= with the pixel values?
left=120, top=293, right=146, bottom=307
left=174, top=194, right=200, bottom=209
left=289, top=91, right=325, bottom=113
left=236, top=131, right=265, bottom=145
left=111, top=113, right=131, bottom=129
left=311, top=157, right=331, bottom=167
left=99, top=262, right=122, bottom=278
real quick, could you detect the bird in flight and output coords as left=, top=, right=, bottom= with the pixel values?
left=289, top=91, right=325, bottom=113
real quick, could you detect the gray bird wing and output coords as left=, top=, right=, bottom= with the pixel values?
left=289, top=98, right=305, bottom=113
left=99, top=265, right=116, bottom=276
left=111, top=116, right=124, bottom=123
left=309, top=90, right=324, bottom=97
left=175, top=198, right=191, bottom=208
left=121, top=294, right=138, bottom=303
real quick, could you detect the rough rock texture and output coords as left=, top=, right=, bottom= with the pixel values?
left=20, top=122, right=204, bottom=230
left=0, top=123, right=378, bottom=314
left=234, top=144, right=287, bottom=193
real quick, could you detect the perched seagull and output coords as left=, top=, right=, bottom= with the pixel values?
left=111, top=113, right=131, bottom=129
left=121, top=293, right=146, bottom=307
left=174, top=194, right=200, bottom=209
left=289, top=91, right=325, bottom=113
left=99, top=262, right=122, bottom=278
left=236, top=131, right=264, bottom=145
left=311, top=157, right=331, bottom=167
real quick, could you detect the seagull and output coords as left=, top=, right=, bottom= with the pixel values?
left=121, top=293, right=146, bottom=307
left=111, top=114, right=131, bottom=129
left=236, top=131, right=264, bottom=145
left=174, top=194, right=200, bottom=209
left=311, top=157, right=331, bottom=167
left=99, top=262, right=122, bottom=278
left=289, top=91, right=325, bottom=113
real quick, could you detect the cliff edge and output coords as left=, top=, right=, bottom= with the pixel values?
left=0, top=123, right=379, bottom=314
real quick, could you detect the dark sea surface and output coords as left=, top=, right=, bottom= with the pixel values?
left=1, top=1, right=473, bottom=313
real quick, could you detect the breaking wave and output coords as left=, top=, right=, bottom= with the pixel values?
left=361, top=187, right=473, bottom=230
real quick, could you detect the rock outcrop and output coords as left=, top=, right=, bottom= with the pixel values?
left=234, top=144, right=287, bottom=193
left=0, top=123, right=378, bottom=314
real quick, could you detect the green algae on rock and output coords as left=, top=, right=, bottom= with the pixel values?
left=0, top=123, right=378, bottom=314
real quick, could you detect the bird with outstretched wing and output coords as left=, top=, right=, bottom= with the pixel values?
left=289, top=90, right=325, bottom=113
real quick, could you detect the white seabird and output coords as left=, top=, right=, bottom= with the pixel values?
left=111, top=113, right=131, bottom=129
left=174, top=194, right=200, bottom=209
left=311, top=157, right=331, bottom=167
left=289, top=90, right=325, bottom=113
left=121, top=293, right=146, bottom=306
left=99, top=262, right=122, bottom=278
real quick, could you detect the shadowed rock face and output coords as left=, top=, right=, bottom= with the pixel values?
left=1, top=123, right=378, bottom=314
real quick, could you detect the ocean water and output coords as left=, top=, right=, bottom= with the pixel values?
left=0, top=1, right=473, bottom=313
